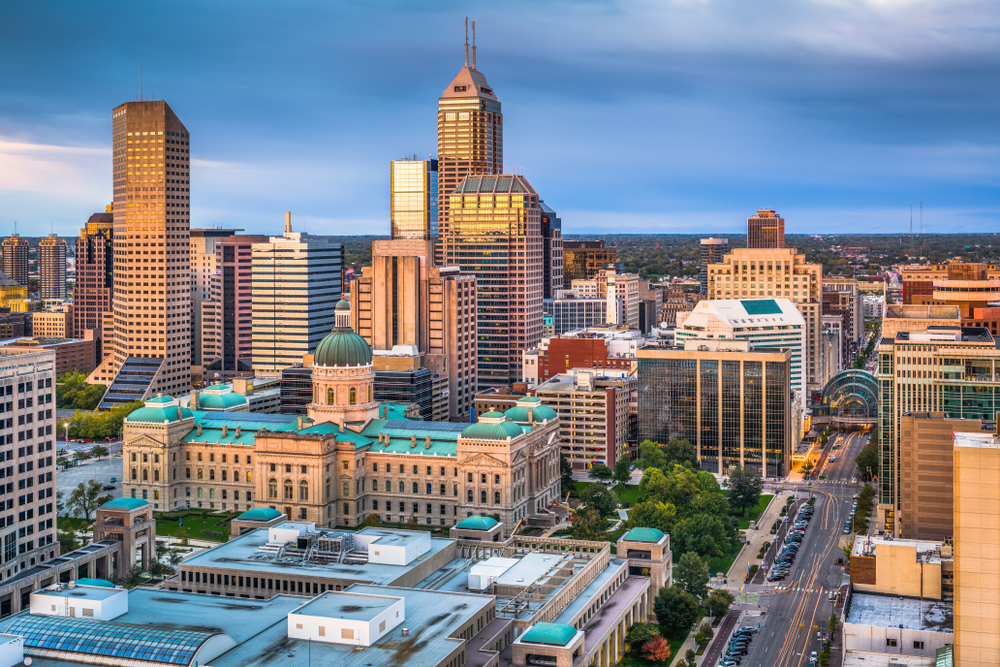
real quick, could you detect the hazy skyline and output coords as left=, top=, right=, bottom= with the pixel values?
left=1, top=0, right=998, bottom=237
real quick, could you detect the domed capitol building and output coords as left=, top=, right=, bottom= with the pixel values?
left=121, top=299, right=562, bottom=533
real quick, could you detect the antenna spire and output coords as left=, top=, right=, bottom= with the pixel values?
left=140, top=63, right=143, bottom=101
left=464, top=17, right=469, bottom=67
left=472, top=19, right=477, bottom=69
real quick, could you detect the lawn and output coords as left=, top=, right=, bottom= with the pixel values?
left=57, top=517, right=92, bottom=532
left=707, top=541, right=744, bottom=579
left=728, top=493, right=774, bottom=530
left=154, top=511, right=241, bottom=543
left=572, top=481, right=641, bottom=505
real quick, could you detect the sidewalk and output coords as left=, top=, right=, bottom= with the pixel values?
left=724, top=493, right=788, bottom=585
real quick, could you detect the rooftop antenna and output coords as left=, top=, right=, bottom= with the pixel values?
left=909, top=202, right=913, bottom=239
left=920, top=201, right=923, bottom=235
left=472, top=19, right=477, bottom=69
left=464, top=17, right=469, bottom=68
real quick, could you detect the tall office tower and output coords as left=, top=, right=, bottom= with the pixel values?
left=436, top=24, right=503, bottom=264
left=1, top=233, right=29, bottom=285
left=747, top=208, right=785, bottom=249
left=540, top=202, right=563, bottom=299
left=698, top=237, right=728, bottom=293
left=74, top=209, right=114, bottom=350
left=0, top=347, right=58, bottom=571
left=390, top=158, right=438, bottom=241
left=562, top=240, right=618, bottom=288
left=189, top=229, right=237, bottom=372
left=707, top=247, right=823, bottom=390
left=38, top=234, right=67, bottom=300
left=350, top=239, right=477, bottom=421
left=442, top=174, right=543, bottom=388
left=88, top=101, right=193, bottom=402
left=204, top=233, right=267, bottom=374
left=251, top=212, right=344, bottom=377
left=638, top=338, right=793, bottom=477
left=901, top=263, right=1000, bottom=336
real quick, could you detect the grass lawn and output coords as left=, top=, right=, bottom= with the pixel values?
left=57, top=517, right=92, bottom=532
left=572, top=481, right=641, bottom=505
left=707, top=541, right=744, bottom=578
left=729, top=493, right=774, bottom=530
left=154, top=511, right=241, bottom=542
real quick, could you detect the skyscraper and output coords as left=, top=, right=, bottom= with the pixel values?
left=88, top=101, right=192, bottom=399
left=251, top=212, right=344, bottom=377
left=436, top=20, right=503, bottom=262
left=38, top=233, right=67, bottom=299
left=747, top=209, right=785, bottom=249
left=442, top=174, right=543, bottom=387
left=1, top=233, right=29, bottom=285
left=562, top=240, right=618, bottom=287
left=390, top=158, right=438, bottom=241
left=206, top=233, right=267, bottom=373
left=74, top=209, right=114, bottom=342
left=698, top=237, right=728, bottom=293
left=189, top=228, right=237, bottom=371
left=540, top=202, right=563, bottom=299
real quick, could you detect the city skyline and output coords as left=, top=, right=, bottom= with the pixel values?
left=1, top=1, right=998, bottom=237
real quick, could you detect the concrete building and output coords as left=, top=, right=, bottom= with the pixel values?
left=251, top=213, right=344, bottom=377
left=522, top=329, right=644, bottom=388
left=441, top=175, right=543, bottom=388
left=572, top=269, right=640, bottom=331
left=349, top=239, right=477, bottom=421
left=74, top=209, right=115, bottom=359
left=746, top=208, right=784, bottom=249
left=877, top=327, right=1000, bottom=532
left=390, top=158, right=438, bottom=241
left=881, top=304, right=961, bottom=340
left=842, top=590, right=953, bottom=659
left=203, top=233, right=266, bottom=375
left=562, top=240, right=618, bottom=288
left=659, top=284, right=697, bottom=328
left=903, top=263, right=1000, bottom=337
left=88, top=100, right=193, bottom=402
left=539, top=202, right=564, bottom=301
left=823, top=276, right=864, bottom=353
left=32, top=304, right=73, bottom=339
left=707, top=246, right=824, bottom=391
left=279, top=366, right=313, bottom=415
left=0, top=336, right=97, bottom=377
left=637, top=339, right=793, bottom=477
left=189, top=228, right=237, bottom=372
left=534, top=371, right=635, bottom=470
left=849, top=536, right=953, bottom=600
left=698, top=238, right=728, bottom=294
left=38, top=234, right=67, bottom=300
left=0, top=234, right=28, bottom=286
left=0, top=348, right=58, bottom=577
left=543, top=290, right=606, bottom=336
left=616, top=527, right=672, bottom=590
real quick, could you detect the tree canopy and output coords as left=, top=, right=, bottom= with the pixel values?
left=580, top=483, right=618, bottom=518
left=64, top=400, right=144, bottom=439
left=612, top=456, right=632, bottom=485
left=56, top=372, right=105, bottom=410
left=653, top=585, right=700, bottom=639
left=728, top=466, right=764, bottom=516
left=588, top=463, right=613, bottom=482
left=66, top=480, right=113, bottom=520
left=674, top=551, right=710, bottom=598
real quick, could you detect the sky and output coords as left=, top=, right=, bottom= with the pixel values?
left=1, top=0, right=998, bottom=237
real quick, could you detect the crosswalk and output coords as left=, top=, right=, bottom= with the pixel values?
left=772, top=585, right=825, bottom=593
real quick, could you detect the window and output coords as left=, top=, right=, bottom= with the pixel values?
left=467, top=473, right=473, bottom=482
left=913, top=641, right=924, bottom=650
left=494, top=491, right=500, bottom=504
left=343, top=461, right=348, bottom=470
left=887, top=639, right=897, bottom=647
left=372, top=463, right=378, bottom=472
left=412, top=482, right=418, bottom=494
left=480, top=490, right=486, bottom=503
left=349, top=388, right=356, bottom=404
left=468, top=490, right=473, bottom=502
left=494, top=474, right=500, bottom=484
left=426, top=483, right=432, bottom=494
left=299, top=482, right=308, bottom=501
left=372, top=480, right=378, bottom=491
left=343, top=482, right=350, bottom=496
left=300, top=465, right=307, bottom=474
left=399, top=480, right=404, bottom=493
left=284, top=480, right=293, bottom=500
left=440, top=484, right=446, bottom=495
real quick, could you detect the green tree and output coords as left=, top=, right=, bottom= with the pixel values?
left=122, top=564, right=145, bottom=588
left=672, top=513, right=735, bottom=560
left=580, top=483, right=617, bottom=518
left=72, top=451, right=88, bottom=463
left=90, top=445, right=109, bottom=460
left=560, top=455, right=574, bottom=492
left=693, top=631, right=707, bottom=647
left=625, top=500, right=676, bottom=534
left=359, top=514, right=381, bottom=528
left=818, top=643, right=831, bottom=667
left=612, top=456, right=632, bottom=485
left=685, top=648, right=696, bottom=665
left=406, top=514, right=419, bottom=528
left=802, top=459, right=815, bottom=476
left=674, top=551, right=710, bottom=598
left=625, top=622, right=659, bottom=653
left=571, top=506, right=607, bottom=541
left=636, top=440, right=667, bottom=470
left=588, top=463, right=613, bottom=482
left=56, top=490, right=66, bottom=515
left=57, top=456, right=70, bottom=469
left=698, top=621, right=714, bottom=642
left=703, top=588, right=735, bottom=619
left=57, top=528, right=81, bottom=554
left=842, top=538, right=855, bottom=562
left=66, top=480, right=112, bottom=520
left=640, top=464, right=701, bottom=507
left=728, top=466, right=765, bottom=516
left=829, top=611, right=840, bottom=635
left=56, top=372, right=106, bottom=410
left=855, top=439, right=879, bottom=481
left=653, top=585, right=700, bottom=639
left=663, top=439, right=698, bottom=468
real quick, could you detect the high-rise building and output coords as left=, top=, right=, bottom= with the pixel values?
left=88, top=101, right=193, bottom=401
left=38, top=234, right=67, bottom=299
left=390, top=158, right=438, bottom=241
left=0, top=347, right=58, bottom=571
left=822, top=276, right=864, bottom=363
left=436, top=27, right=503, bottom=263
left=523, top=328, right=644, bottom=388
left=698, top=238, right=728, bottom=294
left=543, top=290, right=607, bottom=335
left=0, top=233, right=29, bottom=285
left=74, top=209, right=115, bottom=353
left=746, top=208, right=785, bottom=249
left=204, top=234, right=266, bottom=374
left=539, top=202, right=563, bottom=299
left=441, top=175, right=543, bottom=388
left=251, top=212, right=344, bottom=377
left=572, top=268, right=640, bottom=330
left=349, top=239, right=477, bottom=421
left=190, top=229, right=236, bottom=370
left=637, top=338, right=793, bottom=477
left=707, top=247, right=824, bottom=390
left=901, top=263, right=1000, bottom=337
left=562, top=240, right=617, bottom=288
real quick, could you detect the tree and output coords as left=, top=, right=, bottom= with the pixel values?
left=636, top=440, right=667, bottom=470
left=72, top=451, right=88, bottom=463
left=842, top=539, right=855, bottom=562
left=829, top=611, right=840, bottom=635
left=698, top=621, right=714, bottom=642
left=625, top=500, right=676, bottom=534
left=663, top=439, right=699, bottom=469
left=406, top=514, right=419, bottom=528
left=612, top=456, right=632, bottom=485
left=855, top=439, right=878, bottom=481
left=56, top=490, right=66, bottom=515
left=641, top=635, right=672, bottom=662
left=728, top=466, right=765, bottom=516
left=560, top=455, right=574, bottom=492
left=168, top=551, right=184, bottom=568
left=818, top=643, right=831, bottom=667
left=704, top=588, right=735, bottom=619
left=122, top=564, right=145, bottom=588
left=693, top=631, right=707, bottom=647
left=90, top=445, right=109, bottom=460
left=802, top=459, right=815, bottom=476
left=57, top=528, right=81, bottom=554
left=685, top=648, right=697, bottom=665
left=56, top=372, right=105, bottom=410
left=653, top=585, right=700, bottom=639
left=588, top=463, right=613, bottom=482
left=674, top=551, right=710, bottom=598
left=625, top=622, right=660, bottom=652
left=672, top=513, right=735, bottom=560
left=360, top=514, right=381, bottom=528
left=66, top=480, right=112, bottom=520
left=580, top=483, right=617, bottom=518
left=57, top=456, right=70, bottom=469
left=571, top=506, right=607, bottom=541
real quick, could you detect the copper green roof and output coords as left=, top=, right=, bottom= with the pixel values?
left=335, top=299, right=351, bottom=311
left=238, top=508, right=282, bottom=521
left=102, top=497, right=149, bottom=511
left=314, top=327, right=372, bottom=367
left=504, top=399, right=557, bottom=424
left=455, top=516, right=499, bottom=530
left=197, top=391, right=248, bottom=410
left=621, top=527, right=665, bottom=543
left=461, top=415, right=527, bottom=441
left=126, top=403, right=193, bottom=424
left=205, top=384, right=230, bottom=391
left=520, top=623, right=577, bottom=646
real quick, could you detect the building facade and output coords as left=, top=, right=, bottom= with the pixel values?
left=204, top=233, right=266, bottom=374
left=88, top=101, right=193, bottom=399
left=38, top=234, right=67, bottom=300
left=562, top=241, right=617, bottom=288
left=522, top=330, right=643, bottom=388
left=74, top=209, right=115, bottom=354
left=390, top=158, right=438, bottom=241
left=543, top=291, right=606, bottom=336
left=746, top=208, right=784, bottom=249
left=0, top=234, right=28, bottom=286
left=698, top=238, right=728, bottom=294
left=251, top=213, right=344, bottom=377
left=539, top=202, right=563, bottom=300
left=189, top=229, right=237, bottom=370
left=31, top=304, right=73, bottom=340
left=905, top=263, right=1000, bottom=336
left=637, top=339, right=793, bottom=477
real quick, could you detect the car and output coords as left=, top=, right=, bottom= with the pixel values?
left=102, top=484, right=115, bottom=491
left=727, top=647, right=748, bottom=656
left=719, top=661, right=739, bottom=667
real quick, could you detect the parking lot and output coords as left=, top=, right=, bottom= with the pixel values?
left=57, top=457, right=124, bottom=509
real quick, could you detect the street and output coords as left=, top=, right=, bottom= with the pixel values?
left=57, top=457, right=124, bottom=504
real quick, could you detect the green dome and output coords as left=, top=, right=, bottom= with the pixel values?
left=239, top=508, right=282, bottom=521
left=521, top=623, right=578, bottom=646
left=456, top=516, right=499, bottom=530
left=461, top=413, right=526, bottom=441
left=621, top=527, right=665, bottom=543
left=335, top=299, right=351, bottom=311
left=126, top=396, right=193, bottom=424
left=198, top=392, right=248, bottom=410
left=314, top=328, right=373, bottom=367
left=505, top=397, right=557, bottom=424
left=102, top=498, right=150, bottom=511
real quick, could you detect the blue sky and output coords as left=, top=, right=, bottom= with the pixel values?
left=1, top=0, right=998, bottom=237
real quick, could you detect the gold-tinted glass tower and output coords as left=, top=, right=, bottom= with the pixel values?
left=90, top=101, right=192, bottom=397
left=437, top=20, right=503, bottom=259
left=390, top=159, right=438, bottom=240
left=747, top=209, right=785, bottom=249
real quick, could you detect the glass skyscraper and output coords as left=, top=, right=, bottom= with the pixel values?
left=390, top=159, right=438, bottom=241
